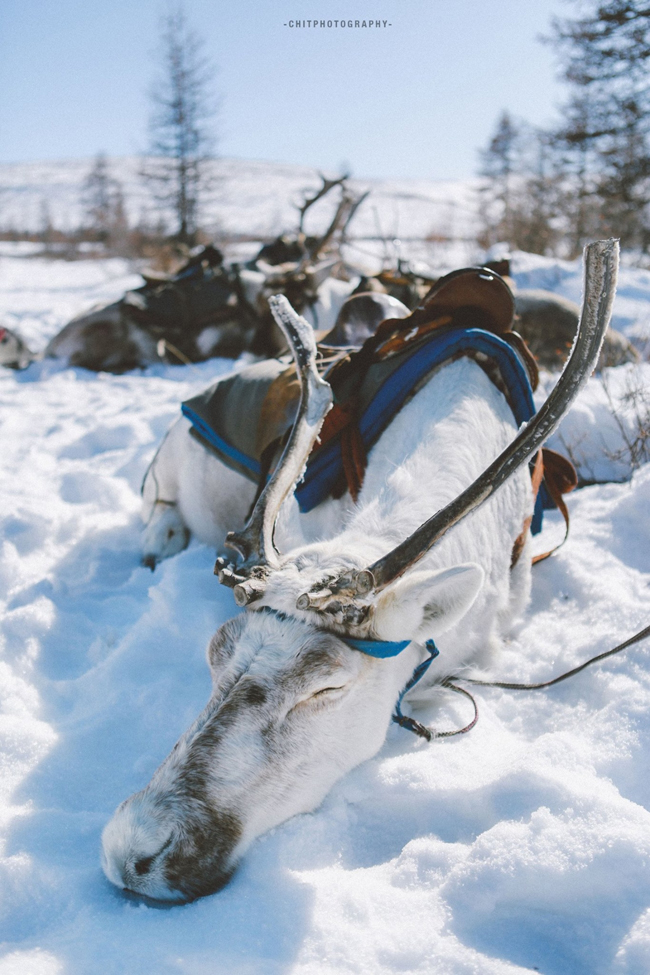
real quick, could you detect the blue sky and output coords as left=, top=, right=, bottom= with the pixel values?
left=0, top=0, right=570, bottom=180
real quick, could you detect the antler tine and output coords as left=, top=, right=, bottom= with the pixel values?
left=345, top=238, right=619, bottom=596
left=297, top=173, right=348, bottom=233
left=223, top=295, right=332, bottom=602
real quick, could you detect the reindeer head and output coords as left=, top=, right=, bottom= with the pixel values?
left=102, top=242, right=618, bottom=902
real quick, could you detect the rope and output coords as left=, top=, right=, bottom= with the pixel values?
left=433, top=681, right=479, bottom=738
left=456, top=622, right=650, bottom=691
left=392, top=642, right=480, bottom=741
left=393, top=681, right=479, bottom=742
left=397, top=623, right=650, bottom=742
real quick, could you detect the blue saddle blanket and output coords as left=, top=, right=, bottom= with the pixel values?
left=182, top=327, right=549, bottom=533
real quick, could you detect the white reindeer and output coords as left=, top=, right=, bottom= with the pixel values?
left=102, top=241, right=617, bottom=903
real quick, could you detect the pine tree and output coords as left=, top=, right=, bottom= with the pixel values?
left=478, top=111, right=521, bottom=247
left=549, top=0, right=650, bottom=249
left=81, top=154, right=126, bottom=244
left=142, top=6, right=219, bottom=245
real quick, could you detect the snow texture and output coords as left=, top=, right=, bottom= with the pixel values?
left=0, top=242, right=649, bottom=975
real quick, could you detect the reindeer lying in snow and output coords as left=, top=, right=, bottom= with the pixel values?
left=45, top=178, right=368, bottom=372
left=102, top=241, right=617, bottom=902
left=44, top=246, right=354, bottom=372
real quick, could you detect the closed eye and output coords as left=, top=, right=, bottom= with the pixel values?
left=310, top=685, right=348, bottom=699
left=290, top=684, right=351, bottom=713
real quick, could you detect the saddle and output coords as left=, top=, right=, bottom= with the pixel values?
left=182, top=267, right=577, bottom=564
left=124, top=245, right=246, bottom=360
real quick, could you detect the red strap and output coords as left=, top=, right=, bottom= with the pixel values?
left=511, top=447, right=577, bottom=568
left=340, top=422, right=367, bottom=503
left=317, top=400, right=356, bottom=445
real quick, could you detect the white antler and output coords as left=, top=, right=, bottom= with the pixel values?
left=216, top=295, right=332, bottom=605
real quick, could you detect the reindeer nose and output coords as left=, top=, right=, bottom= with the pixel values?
left=128, top=835, right=174, bottom=886
left=142, top=554, right=157, bottom=571
left=134, top=854, right=155, bottom=876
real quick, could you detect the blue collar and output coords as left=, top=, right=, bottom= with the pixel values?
left=344, top=637, right=411, bottom=658
left=344, top=635, right=440, bottom=740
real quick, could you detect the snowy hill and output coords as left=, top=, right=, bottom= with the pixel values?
left=0, top=156, right=480, bottom=270
left=0, top=244, right=649, bottom=974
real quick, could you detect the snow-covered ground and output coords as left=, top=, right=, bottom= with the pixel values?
left=0, top=245, right=650, bottom=975
left=0, top=156, right=480, bottom=273
left=509, top=249, right=650, bottom=353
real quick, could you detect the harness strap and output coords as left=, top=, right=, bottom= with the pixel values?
left=388, top=622, right=650, bottom=742
left=345, top=636, right=448, bottom=739
left=340, top=416, right=366, bottom=503
left=298, top=329, right=544, bottom=514
left=531, top=448, right=577, bottom=565
left=511, top=448, right=578, bottom=568
left=511, top=450, right=545, bottom=568
left=500, top=330, right=539, bottom=390
left=344, top=637, right=411, bottom=657
left=347, top=635, right=479, bottom=741
left=392, top=640, right=440, bottom=739
left=257, top=614, right=650, bottom=744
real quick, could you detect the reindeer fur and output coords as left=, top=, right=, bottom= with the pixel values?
left=106, top=355, right=532, bottom=901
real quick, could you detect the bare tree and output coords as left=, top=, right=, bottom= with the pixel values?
left=142, top=6, right=219, bottom=246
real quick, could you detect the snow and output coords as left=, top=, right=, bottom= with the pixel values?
left=509, top=249, right=650, bottom=352
left=0, top=157, right=480, bottom=269
left=0, top=243, right=650, bottom=975
left=0, top=253, right=140, bottom=351
left=534, top=363, right=650, bottom=484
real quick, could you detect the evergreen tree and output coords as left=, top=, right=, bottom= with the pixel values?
left=81, top=154, right=126, bottom=244
left=549, top=0, right=650, bottom=249
left=142, top=6, right=219, bottom=245
left=478, top=114, right=561, bottom=254
left=549, top=95, right=603, bottom=256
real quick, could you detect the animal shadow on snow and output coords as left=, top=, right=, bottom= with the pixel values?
left=6, top=518, right=148, bottom=681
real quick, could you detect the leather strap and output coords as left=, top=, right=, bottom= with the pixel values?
left=531, top=448, right=577, bottom=565
left=511, top=447, right=578, bottom=568
left=511, top=449, right=545, bottom=568
left=340, top=415, right=367, bottom=503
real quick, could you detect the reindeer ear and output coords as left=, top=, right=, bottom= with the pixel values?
left=372, top=563, right=484, bottom=642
